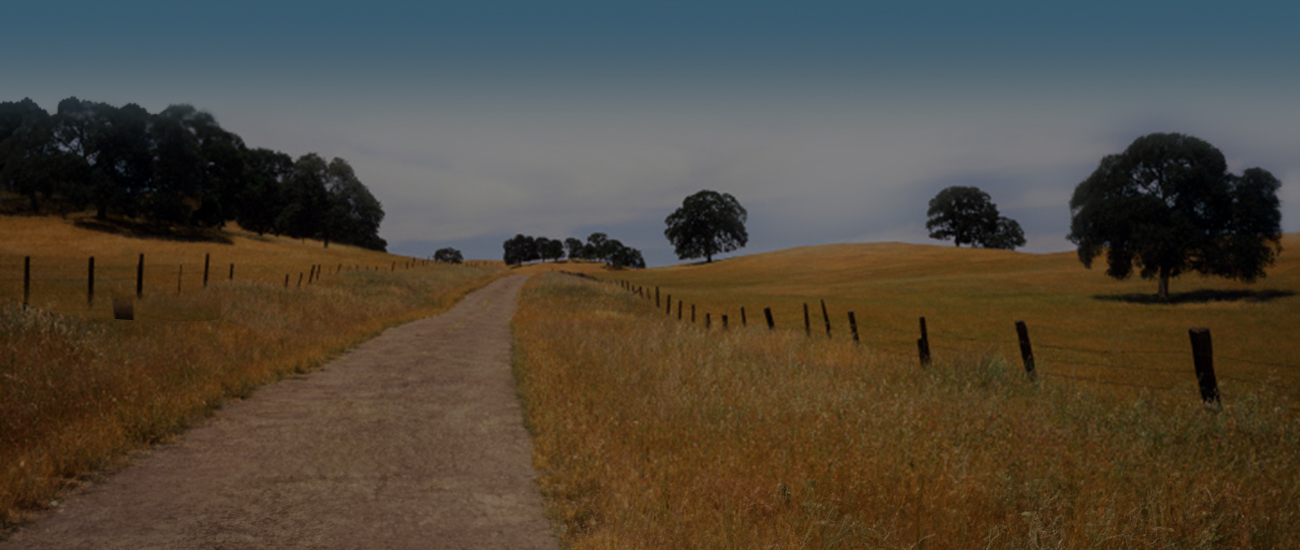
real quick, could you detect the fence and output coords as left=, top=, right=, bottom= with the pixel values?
left=590, top=276, right=1300, bottom=411
left=1, top=254, right=453, bottom=321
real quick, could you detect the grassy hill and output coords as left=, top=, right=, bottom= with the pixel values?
left=596, top=235, right=1300, bottom=396
left=0, top=215, right=506, bottom=525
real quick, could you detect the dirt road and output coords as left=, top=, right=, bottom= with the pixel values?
left=3, top=275, right=555, bottom=549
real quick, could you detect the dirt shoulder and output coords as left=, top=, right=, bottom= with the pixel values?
left=3, top=275, right=555, bottom=549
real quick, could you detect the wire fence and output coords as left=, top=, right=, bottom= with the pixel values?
left=1, top=253, right=446, bottom=321
left=588, top=276, right=1300, bottom=411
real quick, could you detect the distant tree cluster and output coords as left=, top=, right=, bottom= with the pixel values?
left=925, top=186, right=1025, bottom=250
left=433, top=247, right=464, bottom=264
left=503, top=232, right=645, bottom=268
left=0, top=97, right=386, bottom=250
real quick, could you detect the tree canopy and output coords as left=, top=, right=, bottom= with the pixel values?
left=434, top=247, right=464, bottom=264
left=1068, top=132, right=1282, bottom=301
left=502, top=231, right=644, bottom=268
left=925, top=186, right=1025, bottom=250
left=663, top=190, right=748, bottom=263
left=0, top=96, right=387, bottom=250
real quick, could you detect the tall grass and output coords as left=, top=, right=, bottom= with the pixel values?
left=513, top=274, right=1299, bottom=548
left=0, top=217, right=506, bottom=525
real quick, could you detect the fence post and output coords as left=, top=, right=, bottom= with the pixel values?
left=918, top=316, right=931, bottom=366
left=706, top=313, right=711, bottom=329
left=821, top=299, right=831, bottom=338
left=229, top=263, right=234, bottom=281
left=23, top=256, right=30, bottom=309
left=655, top=286, right=660, bottom=308
left=1189, top=328, right=1221, bottom=408
left=740, top=306, right=747, bottom=327
left=88, top=256, right=95, bottom=306
left=666, top=294, right=672, bottom=315
left=298, top=272, right=304, bottom=288
left=722, top=314, right=728, bottom=329
left=136, top=254, right=144, bottom=299
left=177, top=263, right=183, bottom=295
left=803, top=303, right=811, bottom=336
left=285, top=274, right=290, bottom=288
left=691, top=304, right=696, bottom=323
left=848, top=311, right=859, bottom=343
left=203, top=253, right=210, bottom=288
left=678, top=300, right=683, bottom=321
left=764, top=307, right=775, bottom=330
left=1015, top=321, right=1036, bottom=382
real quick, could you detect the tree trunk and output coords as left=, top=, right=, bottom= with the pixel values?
left=1158, top=268, right=1170, bottom=301
left=706, top=253, right=713, bottom=263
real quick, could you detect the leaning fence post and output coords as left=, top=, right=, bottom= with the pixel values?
left=298, top=272, right=304, bottom=288
left=918, top=316, right=931, bottom=366
left=821, top=299, right=831, bottom=338
left=23, top=256, right=30, bottom=308
left=764, top=307, right=775, bottom=330
left=740, top=306, right=747, bottom=327
left=803, top=303, right=811, bottom=336
left=229, top=263, right=235, bottom=281
left=136, top=254, right=144, bottom=299
left=1015, top=320, right=1036, bottom=382
left=848, top=311, right=859, bottom=343
left=1189, top=328, right=1221, bottom=408
left=88, top=256, right=95, bottom=306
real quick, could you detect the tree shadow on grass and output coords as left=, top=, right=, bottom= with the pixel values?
left=1094, top=289, right=1296, bottom=305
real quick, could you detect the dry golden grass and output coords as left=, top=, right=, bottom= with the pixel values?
left=598, top=236, right=1300, bottom=398
left=513, top=273, right=1299, bottom=549
left=0, top=215, right=507, bottom=524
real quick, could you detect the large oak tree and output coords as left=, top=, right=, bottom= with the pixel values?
left=1068, top=132, right=1282, bottom=301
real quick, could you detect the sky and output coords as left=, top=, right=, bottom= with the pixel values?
left=5, top=1, right=1298, bottom=266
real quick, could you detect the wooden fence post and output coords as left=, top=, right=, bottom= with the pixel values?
left=229, top=263, right=234, bottom=281
left=722, top=314, right=728, bottom=329
left=23, top=256, right=30, bottom=309
left=177, top=263, right=183, bottom=295
left=740, top=306, right=747, bottom=327
left=88, top=256, right=95, bottom=306
left=1015, top=321, right=1036, bottom=381
left=284, top=274, right=290, bottom=288
left=803, top=303, right=811, bottom=336
left=203, top=253, right=210, bottom=288
left=666, top=294, right=672, bottom=315
left=1189, top=328, right=1221, bottom=408
left=298, top=272, right=304, bottom=288
left=848, top=311, right=859, bottom=343
left=655, top=286, right=660, bottom=308
left=764, top=307, right=775, bottom=330
left=918, top=316, right=931, bottom=366
left=678, top=300, right=683, bottom=321
left=706, top=313, right=711, bottom=329
left=821, top=299, right=831, bottom=338
left=691, top=304, right=696, bottom=323
left=136, top=254, right=144, bottom=299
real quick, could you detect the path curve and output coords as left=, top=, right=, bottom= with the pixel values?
left=3, top=275, right=554, bottom=550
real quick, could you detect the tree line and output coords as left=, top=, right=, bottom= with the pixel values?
left=503, top=232, right=645, bottom=268
left=0, top=97, right=386, bottom=250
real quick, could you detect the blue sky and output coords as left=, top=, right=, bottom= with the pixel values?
left=5, top=2, right=1298, bottom=265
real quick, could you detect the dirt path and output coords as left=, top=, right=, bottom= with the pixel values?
left=3, top=275, right=555, bottom=550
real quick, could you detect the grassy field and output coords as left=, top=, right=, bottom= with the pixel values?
left=593, top=236, right=1300, bottom=397
left=0, top=215, right=506, bottom=525
left=511, top=241, right=1299, bottom=548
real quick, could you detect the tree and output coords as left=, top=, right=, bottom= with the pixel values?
left=606, top=240, right=646, bottom=269
left=502, top=234, right=539, bottom=265
left=539, top=237, right=565, bottom=262
left=434, top=247, right=464, bottom=264
left=663, top=190, right=748, bottom=263
left=586, top=232, right=610, bottom=262
left=1068, top=132, right=1282, bottom=301
left=925, top=186, right=1025, bottom=249
left=237, top=148, right=293, bottom=236
left=564, top=237, right=585, bottom=260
